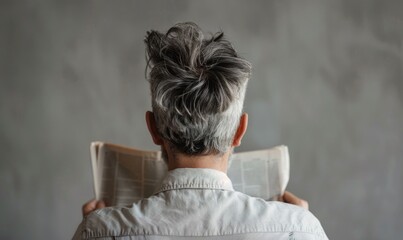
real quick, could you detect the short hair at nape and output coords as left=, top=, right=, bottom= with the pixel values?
left=145, top=22, right=251, bottom=155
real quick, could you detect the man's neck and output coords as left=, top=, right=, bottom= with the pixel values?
left=166, top=149, right=231, bottom=173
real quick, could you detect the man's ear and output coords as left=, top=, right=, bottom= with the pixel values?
left=232, top=113, right=248, bottom=147
left=145, top=111, right=164, bottom=145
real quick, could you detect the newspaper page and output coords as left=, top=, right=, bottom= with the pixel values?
left=227, top=146, right=289, bottom=200
left=91, top=142, right=289, bottom=206
left=92, top=142, right=167, bottom=206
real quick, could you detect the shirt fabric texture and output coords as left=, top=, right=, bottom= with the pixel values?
left=73, top=168, right=328, bottom=240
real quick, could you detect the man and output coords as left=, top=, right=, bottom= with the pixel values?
left=74, top=22, right=328, bottom=239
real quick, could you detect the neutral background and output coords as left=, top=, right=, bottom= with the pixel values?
left=1, top=0, right=402, bottom=239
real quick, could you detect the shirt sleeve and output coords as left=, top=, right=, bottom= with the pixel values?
left=72, top=220, right=85, bottom=240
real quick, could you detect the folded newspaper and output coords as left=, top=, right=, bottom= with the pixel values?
left=90, top=142, right=290, bottom=206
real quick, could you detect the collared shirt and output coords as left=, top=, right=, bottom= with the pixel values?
left=73, top=168, right=328, bottom=240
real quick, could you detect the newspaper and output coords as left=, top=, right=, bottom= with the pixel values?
left=90, top=142, right=289, bottom=206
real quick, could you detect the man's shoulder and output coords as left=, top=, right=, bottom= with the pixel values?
left=73, top=205, right=142, bottom=239
left=243, top=197, right=327, bottom=239
left=227, top=191, right=326, bottom=233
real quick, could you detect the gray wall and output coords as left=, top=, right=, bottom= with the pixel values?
left=1, top=0, right=402, bottom=239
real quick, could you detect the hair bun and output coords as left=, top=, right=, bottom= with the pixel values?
left=145, top=22, right=251, bottom=117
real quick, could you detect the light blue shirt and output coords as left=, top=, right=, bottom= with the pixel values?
left=73, top=168, right=328, bottom=239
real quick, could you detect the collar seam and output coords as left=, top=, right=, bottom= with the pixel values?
left=155, top=183, right=234, bottom=194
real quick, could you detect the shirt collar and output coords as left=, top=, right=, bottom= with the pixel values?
left=155, top=168, right=234, bottom=194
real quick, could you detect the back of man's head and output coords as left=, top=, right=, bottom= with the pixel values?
left=145, top=22, right=251, bottom=155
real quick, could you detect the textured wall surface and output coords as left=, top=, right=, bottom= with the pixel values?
left=1, top=1, right=402, bottom=239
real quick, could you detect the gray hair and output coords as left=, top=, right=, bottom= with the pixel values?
left=145, top=22, right=251, bottom=155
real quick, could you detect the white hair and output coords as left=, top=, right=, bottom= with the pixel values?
left=145, top=22, right=251, bottom=155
